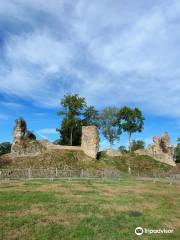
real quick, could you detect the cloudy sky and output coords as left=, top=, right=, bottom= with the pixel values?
left=0, top=0, right=180, bottom=148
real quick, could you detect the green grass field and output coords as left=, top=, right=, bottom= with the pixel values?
left=0, top=178, right=179, bottom=240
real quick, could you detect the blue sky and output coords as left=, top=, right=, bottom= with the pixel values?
left=0, top=0, right=180, bottom=149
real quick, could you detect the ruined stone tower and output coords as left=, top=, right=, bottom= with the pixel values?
left=81, top=126, right=99, bottom=158
left=13, top=118, right=27, bottom=144
left=11, top=118, right=44, bottom=156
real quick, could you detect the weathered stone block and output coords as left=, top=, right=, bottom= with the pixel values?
left=81, top=126, right=99, bottom=158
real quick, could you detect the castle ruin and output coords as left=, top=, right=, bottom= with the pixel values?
left=136, top=132, right=175, bottom=166
left=10, top=118, right=175, bottom=166
left=11, top=118, right=99, bottom=159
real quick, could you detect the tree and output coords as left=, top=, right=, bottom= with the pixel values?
left=83, top=106, right=100, bottom=127
left=118, top=145, right=128, bottom=153
left=100, top=107, right=121, bottom=149
left=0, top=142, right=11, bottom=155
left=57, top=94, right=99, bottom=146
left=57, top=94, right=86, bottom=146
left=131, top=140, right=145, bottom=152
left=175, top=138, right=180, bottom=163
left=117, top=107, right=144, bottom=151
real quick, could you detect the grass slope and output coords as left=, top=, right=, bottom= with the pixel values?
left=98, top=152, right=172, bottom=173
left=0, top=150, right=172, bottom=174
left=0, top=178, right=179, bottom=239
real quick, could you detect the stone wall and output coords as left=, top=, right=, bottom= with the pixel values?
left=136, top=132, right=176, bottom=166
left=104, top=149, right=122, bottom=157
left=81, top=126, right=99, bottom=158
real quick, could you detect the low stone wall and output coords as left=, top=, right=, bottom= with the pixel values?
left=40, top=140, right=81, bottom=151
left=104, top=149, right=122, bottom=157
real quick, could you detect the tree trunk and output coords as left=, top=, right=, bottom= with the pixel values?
left=70, top=129, right=73, bottom=146
left=110, top=136, right=113, bottom=149
left=128, top=132, right=131, bottom=152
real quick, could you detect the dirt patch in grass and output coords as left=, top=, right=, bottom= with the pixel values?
left=0, top=181, right=24, bottom=191
left=36, top=184, right=71, bottom=193
left=2, top=227, right=28, bottom=240
left=39, top=215, right=70, bottom=226
left=97, top=185, right=154, bottom=197
left=100, top=203, right=130, bottom=213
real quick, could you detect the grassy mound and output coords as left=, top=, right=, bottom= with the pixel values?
left=0, top=150, right=92, bottom=169
left=0, top=149, right=172, bottom=173
left=98, top=152, right=172, bottom=173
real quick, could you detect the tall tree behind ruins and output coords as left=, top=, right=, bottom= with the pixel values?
left=100, top=107, right=121, bottom=149
left=57, top=94, right=86, bottom=146
left=57, top=94, right=100, bottom=146
left=117, top=107, right=145, bottom=151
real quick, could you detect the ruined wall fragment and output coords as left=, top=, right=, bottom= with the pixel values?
left=81, top=126, right=99, bottom=158
left=136, top=132, right=175, bottom=166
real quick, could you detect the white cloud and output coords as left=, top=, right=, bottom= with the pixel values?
left=38, top=128, right=57, bottom=135
left=0, top=101, right=23, bottom=109
left=36, top=128, right=58, bottom=140
left=0, top=30, right=78, bottom=106
left=6, top=31, right=73, bottom=72
left=0, top=0, right=180, bottom=117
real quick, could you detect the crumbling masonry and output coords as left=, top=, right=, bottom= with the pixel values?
left=136, top=132, right=175, bottom=166
left=11, top=118, right=45, bottom=156
left=11, top=118, right=99, bottom=158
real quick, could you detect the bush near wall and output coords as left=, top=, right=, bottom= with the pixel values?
left=0, top=142, right=11, bottom=156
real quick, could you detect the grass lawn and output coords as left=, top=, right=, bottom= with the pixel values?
left=0, top=177, right=179, bottom=240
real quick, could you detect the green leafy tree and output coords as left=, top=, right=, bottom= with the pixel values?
left=57, top=94, right=86, bottom=146
left=0, top=142, right=11, bottom=155
left=175, top=138, right=180, bottom=163
left=57, top=95, right=99, bottom=146
left=83, top=106, right=100, bottom=127
left=118, top=145, right=128, bottom=153
left=53, top=139, right=61, bottom=145
left=117, top=107, right=144, bottom=151
left=131, top=140, right=145, bottom=152
left=100, top=107, right=121, bottom=149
